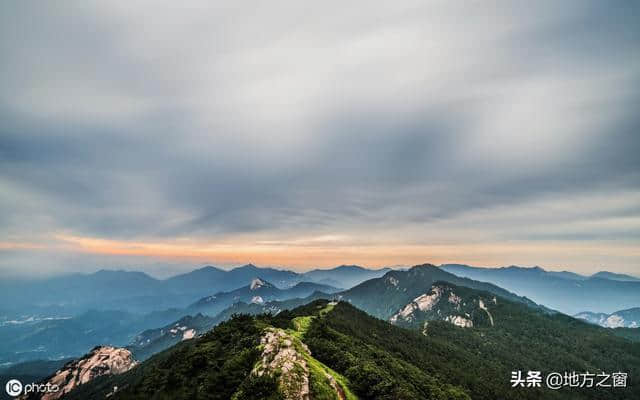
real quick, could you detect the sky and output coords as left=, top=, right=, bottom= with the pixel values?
left=1, top=1, right=639, bottom=278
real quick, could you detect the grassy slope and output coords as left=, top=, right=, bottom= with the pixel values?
left=289, top=302, right=357, bottom=400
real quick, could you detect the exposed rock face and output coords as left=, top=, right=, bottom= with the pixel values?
left=250, top=278, right=266, bottom=290
left=604, top=314, right=625, bottom=328
left=324, top=372, right=346, bottom=400
left=39, top=346, right=137, bottom=400
left=445, top=315, right=473, bottom=328
left=448, top=292, right=462, bottom=306
left=182, top=328, right=196, bottom=340
left=390, top=286, right=443, bottom=323
left=575, top=308, right=640, bottom=328
left=251, top=295, right=264, bottom=304
left=478, top=299, right=494, bottom=326
left=386, top=276, right=399, bottom=287
left=390, top=283, right=497, bottom=329
left=254, top=328, right=310, bottom=400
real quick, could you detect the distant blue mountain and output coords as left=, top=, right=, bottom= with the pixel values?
left=0, top=263, right=389, bottom=318
left=590, top=271, right=640, bottom=282
left=302, top=265, right=391, bottom=289
left=165, top=264, right=302, bottom=293
left=127, top=264, right=544, bottom=361
left=187, top=278, right=340, bottom=316
left=0, top=263, right=388, bottom=366
left=162, top=265, right=228, bottom=294
left=440, top=264, right=640, bottom=314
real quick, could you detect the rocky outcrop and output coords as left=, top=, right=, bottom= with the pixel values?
left=390, top=283, right=497, bottom=329
left=37, top=346, right=137, bottom=400
left=575, top=307, right=640, bottom=328
left=324, top=372, right=346, bottom=400
left=390, top=286, right=443, bottom=323
left=445, top=315, right=473, bottom=328
left=478, top=299, right=494, bottom=326
left=250, top=278, right=268, bottom=290
left=254, top=328, right=310, bottom=400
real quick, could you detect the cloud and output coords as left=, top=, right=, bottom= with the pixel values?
left=0, top=1, right=639, bottom=275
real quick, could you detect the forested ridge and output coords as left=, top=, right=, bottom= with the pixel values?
left=66, top=294, right=639, bottom=400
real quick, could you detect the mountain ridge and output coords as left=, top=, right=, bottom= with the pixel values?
left=0, top=264, right=390, bottom=318
left=64, top=296, right=640, bottom=400
left=440, top=263, right=640, bottom=314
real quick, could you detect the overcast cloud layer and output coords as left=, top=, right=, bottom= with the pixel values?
left=1, top=1, right=639, bottom=277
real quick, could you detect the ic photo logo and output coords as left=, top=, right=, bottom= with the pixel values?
left=5, top=378, right=59, bottom=398
left=5, top=379, right=22, bottom=397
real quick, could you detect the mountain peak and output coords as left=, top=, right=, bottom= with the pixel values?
left=90, top=269, right=156, bottom=282
left=234, top=263, right=259, bottom=271
left=501, top=265, right=545, bottom=273
left=409, top=263, right=439, bottom=271
left=333, top=264, right=365, bottom=271
left=591, top=271, right=640, bottom=282
left=180, top=265, right=226, bottom=277
left=198, top=265, right=223, bottom=272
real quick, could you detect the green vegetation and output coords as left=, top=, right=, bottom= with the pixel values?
left=291, top=316, right=313, bottom=339
left=288, top=302, right=357, bottom=400
left=66, top=292, right=640, bottom=400
left=306, top=354, right=357, bottom=400
left=302, top=302, right=471, bottom=400
left=67, top=314, right=266, bottom=400
left=67, top=303, right=354, bottom=400
left=613, top=327, right=640, bottom=342
left=303, top=300, right=639, bottom=400
left=339, top=265, right=543, bottom=320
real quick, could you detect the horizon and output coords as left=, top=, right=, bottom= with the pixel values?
left=2, top=261, right=636, bottom=281
left=2, top=2, right=639, bottom=278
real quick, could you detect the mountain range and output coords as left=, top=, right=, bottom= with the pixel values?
left=2, top=261, right=639, bottom=399
left=127, top=280, right=340, bottom=362
left=1, top=263, right=633, bottom=320
left=0, top=264, right=389, bottom=318
left=338, top=265, right=543, bottom=319
left=125, top=264, right=541, bottom=361
left=63, top=291, right=640, bottom=400
left=187, top=278, right=340, bottom=317
left=440, top=264, right=640, bottom=314
left=0, top=279, right=336, bottom=366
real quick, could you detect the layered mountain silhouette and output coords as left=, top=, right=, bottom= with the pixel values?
left=186, top=278, right=339, bottom=318
left=124, top=264, right=544, bottom=361
left=0, top=264, right=389, bottom=318
left=441, top=264, right=640, bottom=314
left=65, top=296, right=640, bottom=400
left=0, top=278, right=338, bottom=366
left=338, top=264, right=542, bottom=319
left=2, top=261, right=639, bottom=395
